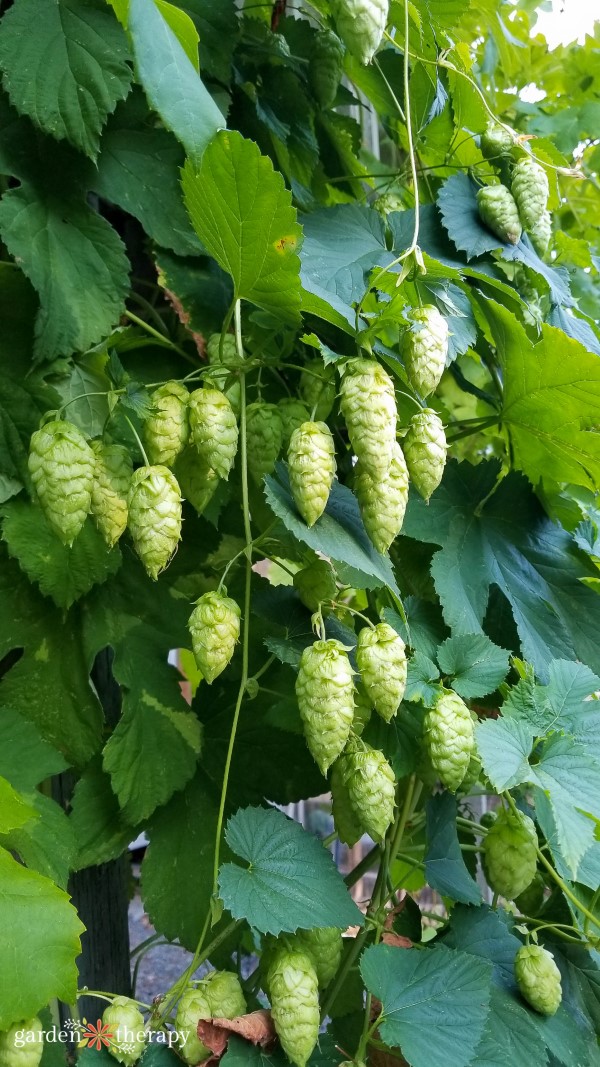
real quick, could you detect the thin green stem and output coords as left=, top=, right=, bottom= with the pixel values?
left=446, top=417, right=498, bottom=444
left=124, top=414, right=150, bottom=466
left=125, top=310, right=196, bottom=366
left=78, top=991, right=152, bottom=1010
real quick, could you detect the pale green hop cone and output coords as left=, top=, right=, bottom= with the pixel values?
left=189, top=387, right=238, bottom=480
left=188, top=590, right=241, bottom=683
left=424, top=689, right=474, bottom=792
left=340, top=358, right=397, bottom=476
left=355, top=441, right=409, bottom=553
left=331, top=753, right=363, bottom=846
left=206, top=333, right=241, bottom=414
left=127, top=465, right=182, bottom=579
left=143, top=381, right=189, bottom=467
left=28, top=419, right=95, bottom=545
left=480, top=122, right=514, bottom=160
left=246, top=402, right=283, bottom=484
left=0, top=1019, right=43, bottom=1067
left=175, top=989, right=212, bottom=1065
left=483, top=806, right=538, bottom=900
left=511, top=156, right=549, bottom=230
left=294, top=926, right=343, bottom=989
left=515, top=944, right=562, bottom=1016
left=90, top=440, right=132, bottom=547
left=309, top=29, right=344, bottom=109
left=403, top=409, right=446, bottom=502
left=344, top=738, right=396, bottom=842
left=333, top=0, right=389, bottom=65
left=299, top=360, right=336, bottom=421
left=293, top=558, right=337, bottom=612
left=102, top=997, right=146, bottom=1066
left=356, top=621, right=407, bottom=722
left=404, top=305, right=449, bottom=397
left=296, top=639, right=355, bottom=774
left=288, top=420, right=336, bottom=526
left=175, top=446, right=220, bottom=515
left=267, top=947, right=320, bottom=1067
left=477, top=184, right=522, bottom=245
left=203, top=969, right=247, bottom=1018
left=278, top=398, right=310, bottom=447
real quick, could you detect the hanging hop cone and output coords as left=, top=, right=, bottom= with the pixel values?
left=189, top=388, right=238, bottom=480
left=403, top=409, right=447, bottom=502
left=480, top=122, right=514, bottom=160
left=175, top=989, right=212, bottom=1065
left=293, top=558, right=337, bottom=612
left=404, top=305, right=449, bottom=398
left=309, top=29, right=345, bottom=108
left=175, top=446, right=220, bottom=516
left=127, top=465, right=182, bottom=579
left=355, top=441, right=409, bottom=553
left=246, top=402, right=283, bottom=484
left=353, top=681, right=372, bottom=736
left=296, top=639, right=355, bottom=774
left=477, top=185, right=522, bottom=245
left=293, top=927, right=344, bottom=989
left=278, top=397, right=310, bottom=447
left=267, top=947, right=320, bottom=1067
left=90, top=440, right=132, bottom=547
left=203, top=970, right=247, bottom=1018
left=333, top=0, right=389, bottom=65
left=206, top=333, right=241, bottom=415
left=340, top=358, right=397, bottom=476
left=511, top=156, right=549, bottom=231
left=143, top=381, right=189, bottom=467
left=28, top=419, right=95, bottom=545
left=356, top=622, right=407, bottom=722
left=102, top=997, right=146, bottom=1066
left=188, top=590, right=241, bottom=684
left=529, top=209, right=552, bottom=257
left=0, top=1019, right=43, bottom=1067
left=483, top=806, right=538, bottom=900
left=344, top=738, right=396, bottom=842
left=299, top=360, right=336, bottom=421
left=515, top=945, right=562, bottom=1016
left=424, top=689, right=475, bottom=792
left=288, top=420, right=336, bottom=526
left=331, top=752, right=363, bottom=847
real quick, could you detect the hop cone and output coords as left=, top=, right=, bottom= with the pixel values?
left=189, top=388, right=238, bottom=480
left=356, top=622, right=407, bottom=722
left=331, top=753, right=362, bottom=846
left=477, top=185, right=522, bottom=245
left=28, top=419, right=95, bottom=545
left=289, top=421, right=336, bottom=526
left=246, top=402, right=283, bottom=484
left=344, top=739, right=396, bottom=841
left=127, top=465, right=182, bottom=579
left=424, top=689, right=474, bottom=792
left=278, top=398, right=310, bottom=447
left=296, top=639, right=354, bottom=774
left=309, top=29, right=344, bottom=108
left=530, top=210, right=552, bottom=257
left=206, top=333, right=241, bottom=414
left=102, top=997, right=146, bottom=1065
left=355, top=441, right=409, bottom=553
left=299, top=361, right=336, bottom=421
left=90, top=440, right=132, bottom=547
left=480, top=123, right=513, bottom=160
left=175, top=989, right=212, bottom=1065
left=189, top=591, right=241, bottom=684
left=515, top=945, right=562, bottom=1016
left=294, top=927, right=343, bottom=989
left=143, top=381, right=189, bottom=466
left=515, top=872, right=546, bottom=917
left=353, top=681, right=372, bottom=736
left=334, top=0, right=388, bottom=65
left=175, top=446, right=220, bottom=515
left=404, top=305, right=449, bottom=397
left=293, top=558, right=337, bottom=612
left=267, top=947, right=319, bottom=1067
left=0, top=1019, right=43, bottom=1067
left=403, top=409, right=446, bottom=502
left=340, top=358, right=397, bottom=476
left=374, top=191, right=404, bottom=215
left=483, top=806, right=538, bottom=900
left=512, top=157, right=549, bottom=230
left=204, top=970, right=246, bottom=1018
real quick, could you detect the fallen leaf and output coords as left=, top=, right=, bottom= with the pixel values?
left=197, top=1009, right=276, bottom=1056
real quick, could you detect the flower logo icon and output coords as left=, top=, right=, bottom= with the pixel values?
left=78, top=1020, right=114, bottom=1051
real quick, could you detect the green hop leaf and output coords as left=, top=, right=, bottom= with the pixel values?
left=296, top=639, right=355, bottom=774
left=480, top=123, right=514, bottom=161
left=28, top=419, right=95, bottom=545
left=403, top=409, right=447, bottom=502
left=188, top=590, right=241, bottom=684
left=344, top=737, right=396, bottom=842
left=278, top=398, right=310, bottom=447
left=102, top=997, right=145, bottom=1066
left=246, top=402, right=284, bottom=484
left=90, top=440, right=132, bottom=548
left=0, top=1019, right=43, bottom=1067
left=355, top=441, right=409, bottom=554
left=299, top=361, right=336, bottom=422
left=127, top=464, right=182, bottom=579
left=331, top=752, right=363, bottom=846
left=175, top=446, right=220, bottom=516
left=143, top=381, right=189, bottom=467
left=483, top=806, right=538, bottom=900
left=293, top=558, right=337, bottom=612
left=424, top=689, right=475, bottom=792
left=333, top=0, right=389, bottom=65
left=477, top=185, right=522, bottom=245
left=293, top=926, right=344, bottom=989
left=267, top=947, right=320, bottom=1067
left=514, top=944, right=562, bottom=1016
left=403, top=305, right=449, bottom=398
left=511, top=157, right=550, bottom=231
left=340, top=358, right=397, bottom=477
left=189, top=387, right=239, bottom=480
left=356, top=621, right=407, bottom=722
left=175, top=989, right=212, bottom=1065
left=288, top=420, right=336, bottom=527
left=309, top=29, right=345, bottom=109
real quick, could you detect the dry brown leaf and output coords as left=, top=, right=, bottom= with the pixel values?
left=196, top=1009, right=276, bottom=1056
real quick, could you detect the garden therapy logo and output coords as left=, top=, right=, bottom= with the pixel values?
left=78, top=1020, right=115, bottom=1051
